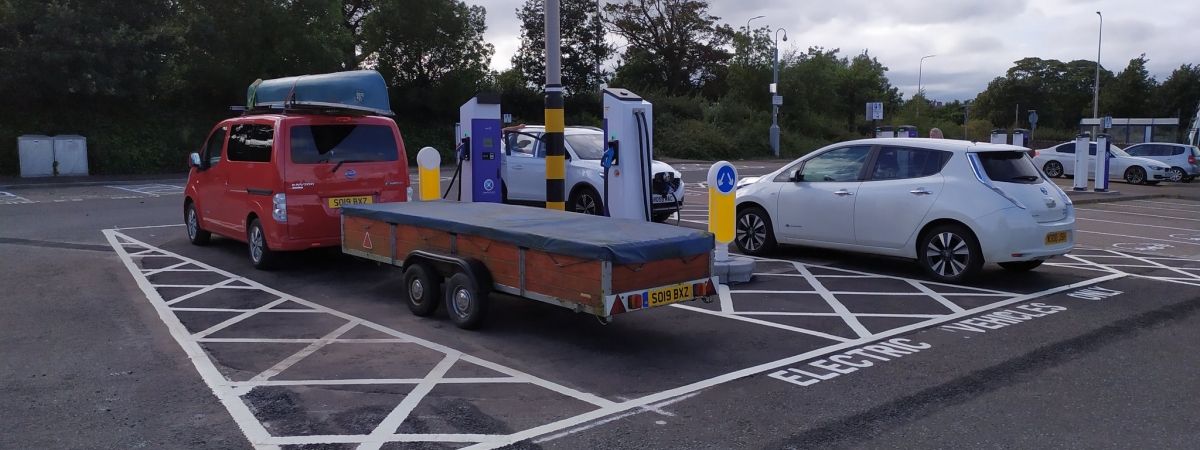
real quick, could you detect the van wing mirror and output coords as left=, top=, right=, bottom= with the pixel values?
left=189, top=152, right=202, bottom=169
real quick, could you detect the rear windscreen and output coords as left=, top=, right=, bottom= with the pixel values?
left=977, top=151, right=1043, bottom=184
left=290, top=125, right=399, bottom=164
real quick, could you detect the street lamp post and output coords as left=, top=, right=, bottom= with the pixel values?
left=1093, top=11, right=1103, bottom=120
left=746, top=15, right=764, bottom=34
left=917, top=54, right=936, bottom=117
left=770, top=28, right=787, bottom=157
left=743, top=15, right=764, bottom=65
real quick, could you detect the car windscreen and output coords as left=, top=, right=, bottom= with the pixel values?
left=565, top=133, right=604, bottom=160
left=1108, top=146, right=1129, bottom=157
left=290, top=125, right=399, bottom=163
left=976, top=151, right=1043, bottom=184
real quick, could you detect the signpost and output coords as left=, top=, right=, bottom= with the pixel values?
left=866, top=102, right=883, bottom=137
left=772, top=96, right=783, bottom=106
left=708, top=162, right=738, bottom=262
left=503, top=113, right=513, bottom=124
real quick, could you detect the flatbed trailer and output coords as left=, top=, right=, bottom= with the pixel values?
left=340, top=201, right=718, bottom=329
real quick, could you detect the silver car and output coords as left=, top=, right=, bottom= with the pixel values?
left=1122, top=143, right=1200, bottom=182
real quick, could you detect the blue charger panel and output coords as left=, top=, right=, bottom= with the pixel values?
left=471, top=118, right=503, bottom=203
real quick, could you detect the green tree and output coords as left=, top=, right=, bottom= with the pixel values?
left=359, top=0, right=494, bottom=118
left=511, top=0, right=612, bottom=97
left=1102, top=54, right=1157, bottom=118
left=835, top=51, right=902, bottom=132
left=1154, top=64, right=1200, bottom=136
left=973, top=57, right=1114, bottom=129
left=603, top=0, right=734, bottom=97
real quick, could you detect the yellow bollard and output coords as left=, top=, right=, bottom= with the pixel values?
left=417, top=147, right=441, bottom=201
left=707, top=161, right=737, bottom=261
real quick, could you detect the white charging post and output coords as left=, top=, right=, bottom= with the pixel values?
left=602, top=88, right=654, bottom=221
left=990, top=129, right=1008, bottom=145
left=1095, top=133, right=1111, bottom=192
left=1072, top=134, right=1089, bottom=191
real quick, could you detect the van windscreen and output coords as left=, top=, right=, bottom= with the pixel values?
left=290, top=125, right=399, bottom=163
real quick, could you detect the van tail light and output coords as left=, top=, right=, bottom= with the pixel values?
left=335, top=116, right=352, bottom=123
left=272, top=193, right=287, bottom=222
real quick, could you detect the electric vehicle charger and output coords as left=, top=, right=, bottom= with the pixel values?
left=443, top=139, right=468, bottom=200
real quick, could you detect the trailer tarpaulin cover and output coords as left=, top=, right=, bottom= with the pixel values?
left=342, top=201, right=713, bottom=265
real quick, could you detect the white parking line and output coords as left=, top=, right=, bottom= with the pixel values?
left=1076, top=230, right=1200, bottom=247
left=1101, top=202, right=1200, bottom=214
left=1133, top=199, right=1200, bottom=209
left=1076, top=208, right=1200, bottom=222
left=1077, top=217, right=1200, bottom=233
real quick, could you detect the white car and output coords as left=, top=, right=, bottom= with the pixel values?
left=1122, top=142, right=1200, bottom=182
left=1033, top=141, right=1169, bottom=185
left=501, top=125, right=684, bottom=222
left=734, top=138, right=1075, bottom=283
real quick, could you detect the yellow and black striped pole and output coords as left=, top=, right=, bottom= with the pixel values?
left=544, top=0, right=565, bottom=211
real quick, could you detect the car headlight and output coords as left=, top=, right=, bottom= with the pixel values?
left=1150, top=166, right=1166, bottom=171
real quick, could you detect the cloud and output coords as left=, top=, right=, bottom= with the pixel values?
left=470, top=0, right=1199, bottom=101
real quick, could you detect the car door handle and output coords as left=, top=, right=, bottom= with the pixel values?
left=834, top=190, right=854, bottom=196
left=909, top=188, right=932, bottom=195
left=513, top=165, right=524, bottom=170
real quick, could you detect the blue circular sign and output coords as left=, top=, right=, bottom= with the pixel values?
left=715, top=165, right=737, bottom=194
left=483, top=178, right=495, bottom=192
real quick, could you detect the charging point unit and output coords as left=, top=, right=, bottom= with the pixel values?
left=602, top=88, right=654, bottom=221
left=457, top=94, right=503, bottom=203
left=875, top=126, right=895, bottom=138
left=1095, top=134, right=1111, bottom=192
left=990, top=129, right=1008, bottom=145
left=1012, top=128, right=1029, bottom=148
left=1072, top=134, right=1089, bottom=191
left=897, top=125, right=917, bottom=138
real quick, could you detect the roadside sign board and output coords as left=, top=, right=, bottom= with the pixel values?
left=1103, top=116, right=1113, bottom=130
left=866, top=102, right=883, bottom=120
left=772, top=96, right=783, bottom=106
left=503, top=113, right=513, bottom=124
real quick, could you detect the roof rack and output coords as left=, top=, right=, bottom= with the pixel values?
left=230, top=104, right=376, bottom=117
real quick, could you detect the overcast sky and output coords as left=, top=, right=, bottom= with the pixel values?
left=471, top=0, right=1200, bottom=102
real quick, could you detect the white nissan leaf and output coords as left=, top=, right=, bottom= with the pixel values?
left=733, top=138, right=1076, bottom=283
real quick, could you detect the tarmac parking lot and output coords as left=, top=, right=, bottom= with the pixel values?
left=4, top=167, right=1200, bottom=449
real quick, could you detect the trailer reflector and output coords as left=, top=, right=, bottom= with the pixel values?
left=610, top=296, right=627, bottom=315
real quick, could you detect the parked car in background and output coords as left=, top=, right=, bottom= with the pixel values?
left=1032, top=141, right=1169, bottom=185
left=1122, top=142, right=1200, bottom=182
left=733, top=138, right=1074, bottom=283
left=501, top=125, right=684, bottom=222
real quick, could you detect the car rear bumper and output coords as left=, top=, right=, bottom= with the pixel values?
left=976, top=207, right=1075, bottom=263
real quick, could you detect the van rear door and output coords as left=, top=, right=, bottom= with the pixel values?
left=283, top=116, right=408, bottom=241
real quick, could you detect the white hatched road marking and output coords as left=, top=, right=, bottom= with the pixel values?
left=104, top=230, right=618, bottom=449
left=106, top=183, right=185, bottom=196
left=0, top=191, right=33, bottom=205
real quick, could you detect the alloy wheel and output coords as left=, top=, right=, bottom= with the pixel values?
left=250, top=226, right=264, bottom=263
left=187, top=208, right=198, bottom=240
left=574, top=193, right=598, bottom=215
left=736, top=213, right=767, bottom=252
left=926, top=232, right=970, bottom=278
left=1044, top=161, right=1063, bottom=178
left=1126, top=167, right=1146, bottom=184
left=1170, top=168, right=1185, bottom=182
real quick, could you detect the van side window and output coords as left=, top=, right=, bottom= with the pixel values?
left=227, top=124, right=274, bottom=163
left=203, top=127, right=227, bottom=167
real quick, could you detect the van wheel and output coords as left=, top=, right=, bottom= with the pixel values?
left=918, top=224, right=983, bottom=283
left=445, top=272, right=488, bottom=329
left=248, top=219, right=278, bottom=270
left=403, top=263, right=441, bottom=317
left=185, top=203, right=211, bottom=246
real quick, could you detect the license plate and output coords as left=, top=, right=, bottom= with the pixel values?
left=652, top=195, right=670, bottom=204
left=1045, top=231, right=1068, bottom=245
left=648, top=283, right=693, bottom=307
left=329, top=196, right=373, bottom=208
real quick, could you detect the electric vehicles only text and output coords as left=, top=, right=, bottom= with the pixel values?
left=500, top=125, right=685, bottom=222
left=733, top=138, right=1075, bottom=283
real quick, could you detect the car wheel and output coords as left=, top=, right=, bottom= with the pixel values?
left=1043, top=161, right=1064, bottom=178
left=403, top=263, right=441, bottom=317
left=1169, top=167, right=1186, bottom=182
left=918, top=224, right=983, bottom=283
left=247, top=218, right=278, bottom=270
left=185, top=202, right=211, bottom=246
left=445, top=272, right=488, bottom=330
left=1124, top=166, right=1146, bottom=185
left=569, top=187, right=603, bottom=216
left=734, top=206, right=777, bottom=256
left=999, top=261, right=1044, bottom=272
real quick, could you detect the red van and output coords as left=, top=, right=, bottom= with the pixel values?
left=184, top=113, right=410, bottom=269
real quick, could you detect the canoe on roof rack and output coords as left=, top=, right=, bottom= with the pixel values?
left=246, top=70, right=394, bottom=116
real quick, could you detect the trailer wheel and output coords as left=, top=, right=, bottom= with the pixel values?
left=445, top=272, right=488, bottom=329
left=403, top=263, right=441, bottom=317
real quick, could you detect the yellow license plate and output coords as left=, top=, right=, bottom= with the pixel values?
left=329, top=196, right=373, bottom=208
left=1045, top=231, right=1068, bottom=245
left=648, top=283, right=693, bottom=307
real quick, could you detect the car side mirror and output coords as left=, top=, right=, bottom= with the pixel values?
left=189, top=152, right=202, bottom=169
left=789, top=170, right=803, bottom=182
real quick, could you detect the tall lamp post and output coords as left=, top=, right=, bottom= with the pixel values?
left=743, top=15, right=764, bottom=65
left=1093, top=11, right=1102, bottom=120
left=770, top=28, right=787, bottom=157
left=917, top=54, right=936, bottom=117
